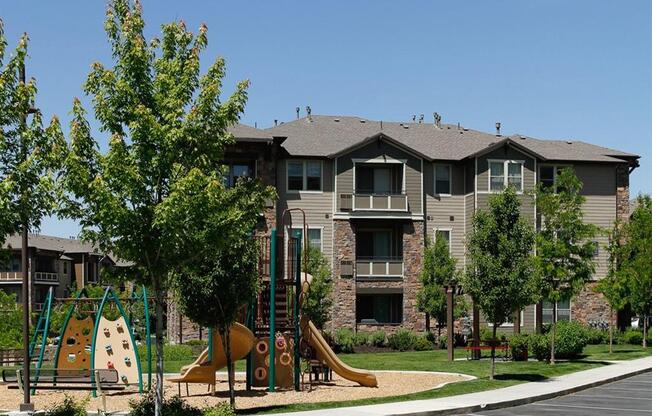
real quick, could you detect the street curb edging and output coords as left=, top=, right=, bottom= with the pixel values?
left=391, top=366, right=652, bottom=416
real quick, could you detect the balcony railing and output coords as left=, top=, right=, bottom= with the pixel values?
left=340, top=193, right=408, bottom=212
left=356, top=257, right=404, bottom=278
left=34, top=272, right=60, bottom=283
left=0, top=271, right=22, bottom=281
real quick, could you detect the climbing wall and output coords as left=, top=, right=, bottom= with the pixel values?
left=56, top=316, right=94, bottom=370
left=93, top=315, right=140, bottom=386
left=251, top=334, right=294, bottom=389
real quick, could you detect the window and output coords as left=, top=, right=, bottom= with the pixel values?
left=223, top=161, right=255, bottom=188
left=434, top=164, right=451, bottom=195
left=434, top=229, right=452, bottom=252
left=356, top=229, right=402, bottom=259
left=291, top=227, right=322, bottom=252
left=542, top=298, right=571, bottom=324
left=0, top=256, right=21, bottom=272
left=356, top=294, right=403, bottom=324
left=539, top=165, right=570, bottom=193
left=287, top=160, right=322, bottom=192
left=355, top=164, right=403, bottom=194
left=488, top=310, right=524, bottom=327
left=489, top=160, right=523, bottom=192
left=63, top=261, right=68, bottom=275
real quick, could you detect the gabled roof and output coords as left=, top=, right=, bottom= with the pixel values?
left=265, top=115, right=639, bottom=163
left=328, top=132, right=432, bottom=160
left=227, top=123, right=273, bottom=143
left=3, top=234, right=101, bottom=255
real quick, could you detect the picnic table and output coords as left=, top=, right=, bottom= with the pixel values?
left=464, top=339, right=511, bottom=360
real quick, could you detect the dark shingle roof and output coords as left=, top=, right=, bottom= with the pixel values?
left=266, top=115, right=639, bottom=163
left=3, top=234, right=100, bottom=254
left=227, top=123, right=273, bottom=142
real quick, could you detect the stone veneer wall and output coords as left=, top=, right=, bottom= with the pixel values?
left=167, top=299, right=207, bottom=344
left=572, top=163, right=630, bottom=326
left=330, top=219, right=356, bottom=331
left=402, top=221, right=426, bottom=331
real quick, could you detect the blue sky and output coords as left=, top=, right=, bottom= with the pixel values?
left=1, top=1, right=650, bottom=237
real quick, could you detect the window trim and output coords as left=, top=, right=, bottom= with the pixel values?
left=538, top=164, right=572, bottom=193
left=434, top=163, right=452, bottom=197
left=286, top=159, right=324, bottom=193
left=488, top=159, right=524, bottom=193
left=487, top=309, right=525, bottom=327
left=542, top=298, right=572, bottom=324
left=433, top=228, right=452, bottom=254
left=291, top=226, right=324, bottom=253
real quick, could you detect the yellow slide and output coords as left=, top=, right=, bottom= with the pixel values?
left=169, top=323, right=255, bottom=385
left=304, top=319, right=378, bottom=387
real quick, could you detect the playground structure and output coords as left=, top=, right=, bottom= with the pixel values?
left=170, top=209, right=378, bottom=393
left=3, top=285, right=151, bottom=398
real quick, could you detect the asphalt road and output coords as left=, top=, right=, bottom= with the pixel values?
left=468, top=371, right=652, bottom=415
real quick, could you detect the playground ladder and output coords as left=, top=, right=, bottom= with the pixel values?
left=29, top=286, right=54, bottom=393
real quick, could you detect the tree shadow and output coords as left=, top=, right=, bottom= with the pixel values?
left=494, top=373, right=549, bottom=382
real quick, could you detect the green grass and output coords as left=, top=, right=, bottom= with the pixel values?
left=242, top=345, right=651, bottom=415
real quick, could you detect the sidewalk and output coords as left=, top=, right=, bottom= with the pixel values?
left=269, top=356, right=652, bottom=416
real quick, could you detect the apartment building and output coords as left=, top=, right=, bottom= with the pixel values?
left=168, top=114, right=640, bottom=341
left=0, top=234, right=115, bottom=312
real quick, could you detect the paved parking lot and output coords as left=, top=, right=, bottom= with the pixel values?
left=469, top=371, right=652, bottom=415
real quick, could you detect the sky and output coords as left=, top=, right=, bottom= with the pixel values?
left=1, top=0, right=650, bottom=238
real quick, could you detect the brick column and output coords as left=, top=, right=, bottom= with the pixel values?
left=616, top=164, right=630, bottom=222
left=166, top=299, right=205, bottom=344
left=330, top=220, right=356, bottom=331
left=402, top=220, right=425, bottom=331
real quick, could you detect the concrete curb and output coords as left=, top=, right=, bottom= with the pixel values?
left=393, top=366, right=652, bottom=416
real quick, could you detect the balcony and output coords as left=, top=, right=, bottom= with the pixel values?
left=34, top=272, right=60, bottom=283
left=356, top=257, right=404, bottom=279
left=340, top=193, right=408, bottom=212
left=0, top=272, right=22, bottom=282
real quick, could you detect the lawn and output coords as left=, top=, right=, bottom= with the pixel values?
left=243, top=345, right=650, bottom=414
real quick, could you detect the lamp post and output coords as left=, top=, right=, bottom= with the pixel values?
left=443, top=284, right=463, bottom=362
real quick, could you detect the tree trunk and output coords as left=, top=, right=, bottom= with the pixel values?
left=513, top=310, right=521, bottom=335
left=609, top=306, right=613, bottom=354
left=550, top=302, right=557, bottom=365
left=490, top=324, right=497, bottom=380
left=220, top=325, right=236, bottom=408
left=153, top=280, right=165, bottom=416
left=644, top=315, right=648, bottom=349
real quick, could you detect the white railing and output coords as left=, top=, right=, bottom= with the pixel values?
left=34, top=272, right=60, bottom=283
left=0, top=272, right=22, bottom=281
left=356, top=258, right=404, bottom=278
left=352, top=193, right=408, bottom=212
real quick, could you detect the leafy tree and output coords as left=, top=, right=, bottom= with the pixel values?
left=302, top=246, right=333, bottom=330
left=596, top=220, right=630, bottom=353
left=536, top=168, right=598, bottom=363
left=0, top=289, right=22, bottom=348
left=0, top=20, right=65, bottom=253
left=59, top=2, right=266, bottom=413
left=463, top=186, right=539, bottom=379
left=417, top=236, right=467, bottom=339
left=621, top=195, right=652, bottom=348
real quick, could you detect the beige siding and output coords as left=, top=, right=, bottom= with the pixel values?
left=277, top=159, right=334, bottom=265
left=336, top=140, right=423, bottom=213
left=424, top=162, right=466, bottom=268
left=478, top=304, right=537, bottom=333
left=476, top=146, right=536, bottom=193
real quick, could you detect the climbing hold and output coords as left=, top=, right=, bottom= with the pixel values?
left=103, top=328, right=110, bottom=336
left=105, top=344, right=113, bottom=353
left=124, top=357, right=131, bottom=366
left=107, top=361, right=114, bottom=369
left=121, top=375, right=128, bottom=383
left=122, top=340, right=129, bottom=348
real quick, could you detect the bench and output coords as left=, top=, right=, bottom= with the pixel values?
left=2, top=368, right=124, bottom=410
left=464, top=340, right=511, bottom=360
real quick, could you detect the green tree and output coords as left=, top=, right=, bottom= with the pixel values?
left=621, top=195, right=652, bottom=348
left=302, top=246, right=333, bottom=330
left=596, top=220, right=630, bottom=353
left=536, top=168, right=597, bottom=363
left=60, top=2, right=264, bottom=413
left=0, top=289, right=22, bottom=348
left=0, top=20, right=65, bottom=251
left=417, top=236, right=466, bottom=339
left=463, top=186, right=539, bottom=379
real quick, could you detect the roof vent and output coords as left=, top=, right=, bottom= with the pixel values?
left=334, top=118, right=340, bottom=122
left=566, top=140, right=573, bottom=144
left=433, top=112, right=442, bottom=128
left=418, top=114, right=424, bottom=124
left=296, top=107, right=300, bottom=119
left=359, top=119, right=366, bottom=123
left=495, top=122, right=501, bottom=136
left=306, top=106, right=312, bottom=122
left=412, top=115, right=416, bottom=122
left=274, top=119, right=278, bottom=126
left=463, top=128, right=469, bottom=131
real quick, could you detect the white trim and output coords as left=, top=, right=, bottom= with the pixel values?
left=433, top=227, right=452, bottom=254
left=291, top=225, right=324, bottom=253
left=351, top=157, right=407, bottom=164
left=332, top=157, right=337, bottom=213
left=487, top=310, right=525, bottom=327
left=487, top=159, right=525, bottom=193
left=332, top=213, right=424, bottom=221
left=542, top=298, right=573, bottom=324
left=286, top=159, right=324, bottom=194
left=434, top=163, right=452, bottom=197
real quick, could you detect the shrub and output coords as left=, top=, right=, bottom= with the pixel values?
left=425, top=331, right=436, bottom=344
left=510, top=334, right=529, bottom=361
left=623, top=328, right=644, bottom=345
left=139, top=344, right=195, bottom=362
left=369, top=331, right=386, bottom=347
left=333, top=328, right=355, bottom=353
left=554, top=320, right=588, bottom=359
left=529, top=333, right=550, bottom=361
left=46, top=395, right=88, bottom=416
left=129, top=391, right=202, bottom=416
left=584, top=327, right=607, bottom=345
left=353, top=332, right=370, bottom=346
left=438, top=335, right=447, bottom=349
left=414, top=335, right=434, bottom=351
left=184, top=339, right=208, bottom=347
left=388, top=329, right=417, bottom=351
left=203, top=404, right=236, bottom=416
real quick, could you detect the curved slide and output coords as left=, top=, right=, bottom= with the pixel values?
left=169, top=323, right=255, bottom=384
left=304, top=319, right=378, bottom=387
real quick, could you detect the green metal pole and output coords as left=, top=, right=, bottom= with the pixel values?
left=245, top=300, right=254, bottom=391
left=268, top=229, right=277, bottom=392
left=142, top=286, right=152, bottom=390
left=293, top=231, right=302, bottom=391
left=207, top=327, right=213, bottom=363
